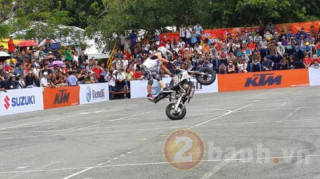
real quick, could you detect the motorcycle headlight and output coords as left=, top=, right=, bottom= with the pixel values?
left=182, top=84, right=189, bottom=90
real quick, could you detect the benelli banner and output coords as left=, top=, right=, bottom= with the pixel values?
left=79, top=83, right=109, bottom=105
left=43, top=86, right=80, bottom=109
left=160, top=21, right=320, bottom=42
left=218, top=69, right=309, bottom=92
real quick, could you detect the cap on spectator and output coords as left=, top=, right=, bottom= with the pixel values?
left=306, top=42, right=310, bottom=46
left=43, top=72, right=48, bottom=76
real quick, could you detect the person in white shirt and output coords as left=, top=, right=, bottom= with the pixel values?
left=73, top=51, right=79, bottom=64
left=40, top=72, right=49, bottom=87
left=119, top=33, right=126, bottom=51
left=186, top=25, right=193, bottom=45
left=277, top=42, right=286, bottom=58
left=179, top=24, right=186, bottom=43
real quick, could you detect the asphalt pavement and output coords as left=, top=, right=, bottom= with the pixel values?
left=0, top=86, right=320, bottom=179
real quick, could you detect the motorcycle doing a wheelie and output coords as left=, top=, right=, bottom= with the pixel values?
left=150, top=63, right=216, bottom=120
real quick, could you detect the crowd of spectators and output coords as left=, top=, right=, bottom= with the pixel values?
left=1, top=20, right=320, bottom=100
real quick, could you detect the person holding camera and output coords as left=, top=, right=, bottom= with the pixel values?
left=5, top=73, right=19, bottom=90
left=24, top=69, right=39, bottom=88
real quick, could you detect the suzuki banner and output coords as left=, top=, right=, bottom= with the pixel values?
left=308, top=68, right=320, bottom=86
left=43, top=86, right=80, bottom=109
left=0, top=88, right=44, bottom=116
left=218, top=69, right=309, bottom=92
left=130, top=77, right=218, bottom=99
left=79, top=83, right=109, bottom=105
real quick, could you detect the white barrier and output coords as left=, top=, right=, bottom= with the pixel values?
left=79, top=83, right=109, bottom=105
left=308, top=68, right=320, bottom=86
left=130, top=77, right=219, bottom=99
left=0, top=87, right=44, bottom=116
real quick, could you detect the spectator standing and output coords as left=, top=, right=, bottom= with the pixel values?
left=186, top=25, right=192, bottom=45
left=179, top=24, right=186, bottom=43
left=194, top=23, right=203, bottom=44
left=8, top=36, right=15, bottom=56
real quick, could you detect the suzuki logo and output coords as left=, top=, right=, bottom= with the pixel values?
left=245, top=73, right=282, bottom=87
left=54, top=90, right=70, bottom=104
left=4, top=96, right=10, bottom=110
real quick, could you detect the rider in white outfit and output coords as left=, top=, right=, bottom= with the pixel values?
left=141, top=47, right=173, bottom=100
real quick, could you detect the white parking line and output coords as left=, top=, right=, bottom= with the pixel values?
left=62, top=167, right=94, bottom=179
left=200, top=150, right=245, bottom=179
left=194, top=104, right=253, bottom=127
left=51, top=111, right=155, bottom=136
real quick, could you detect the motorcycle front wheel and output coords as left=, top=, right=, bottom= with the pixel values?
left=165, top=103, right=186, bottom=120
left=195, top=67, right=216, bottom=85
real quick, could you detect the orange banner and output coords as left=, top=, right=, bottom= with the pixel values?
left=160, top=21, right=320, bottom=42
left=43, top=86, right=80, bottom=109
left=218, top=69, right=309, bottom=92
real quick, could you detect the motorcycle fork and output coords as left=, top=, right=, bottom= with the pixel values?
left=174, top=94, right=184, bottom=112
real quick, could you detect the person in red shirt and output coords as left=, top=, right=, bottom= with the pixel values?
left=132, top=65, right=143, bottom=80
left=303, top=54, right=314, bottom=68
left=247, top=39, right=256, bottom=51
left=8, top=36, right=15, bottom=55
left=123, top=49, right=131, bottom=60
left=159, top=39, right=166, bottom=47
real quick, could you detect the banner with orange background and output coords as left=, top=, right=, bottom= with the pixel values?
left=217, top=69, right=309, bottom=92
left=43, top=86, right=80, bottom=109
left=159, top=21, right=320, bottom=42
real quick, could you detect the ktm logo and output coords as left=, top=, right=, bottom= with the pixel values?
left=54, top=90, right=70, bottom=104
left=4, top=96, right=10, bottom=110
left=245, top=73, right=282, bottom=87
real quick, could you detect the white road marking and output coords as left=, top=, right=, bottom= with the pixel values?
left=200, top=150, right=245, bottom=179
left=51, top=111, right=155, bottom=136
left=10, top=162, right=59, bottom=179
left=194, top=104, right=253, bottom=127
left=61, top=167, right=94, bottom=179
left=281, top=107, right=301, bottom=121
left=15, top=166, right=28, bottom=170
left=1, top=154, right=319, bottom=175
left=200, top=119, right=315, bottom=127
left=62, top=126, right=190, bottom=136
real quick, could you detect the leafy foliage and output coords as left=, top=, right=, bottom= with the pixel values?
left=1, top=0, right=320, bottom=50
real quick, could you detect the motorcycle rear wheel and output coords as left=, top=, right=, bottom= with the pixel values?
left=165, top=103, right=186, bottom=120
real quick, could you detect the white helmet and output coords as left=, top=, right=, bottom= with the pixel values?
left=157, top=47, right=172, bottom=59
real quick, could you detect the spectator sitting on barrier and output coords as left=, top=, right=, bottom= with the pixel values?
left=40, top=71, right=50, bottom=87
left=0, top=73, right=6, bottom=92
left=85, top=71, right=98, bottom=84
left=227, top=60, right=236, bottom=73
left=24, top=69, right=39, bottom=88
left=237, top=57, right=247, bottom=73
left=311, top=58, right=320, bottom=69
left=303, top=54, right=313, bottom=68
left=219, top=63, right=226, bottom=74
left=279, top=55, right=289, bottom=70
left=262, top=56, right=274, bottom=71
left=5, top=73, right=18, bottom=90
left=250, top=51, right=262, bottom=72
left=66, top=71, right=78, bottom=86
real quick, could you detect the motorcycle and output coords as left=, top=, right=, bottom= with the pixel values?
left=150, top=63, right=216, bottom=120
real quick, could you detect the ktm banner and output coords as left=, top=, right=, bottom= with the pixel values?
left=43, top=86, right=80, bottom=109
left=218, top=69, right=309, bottom=92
